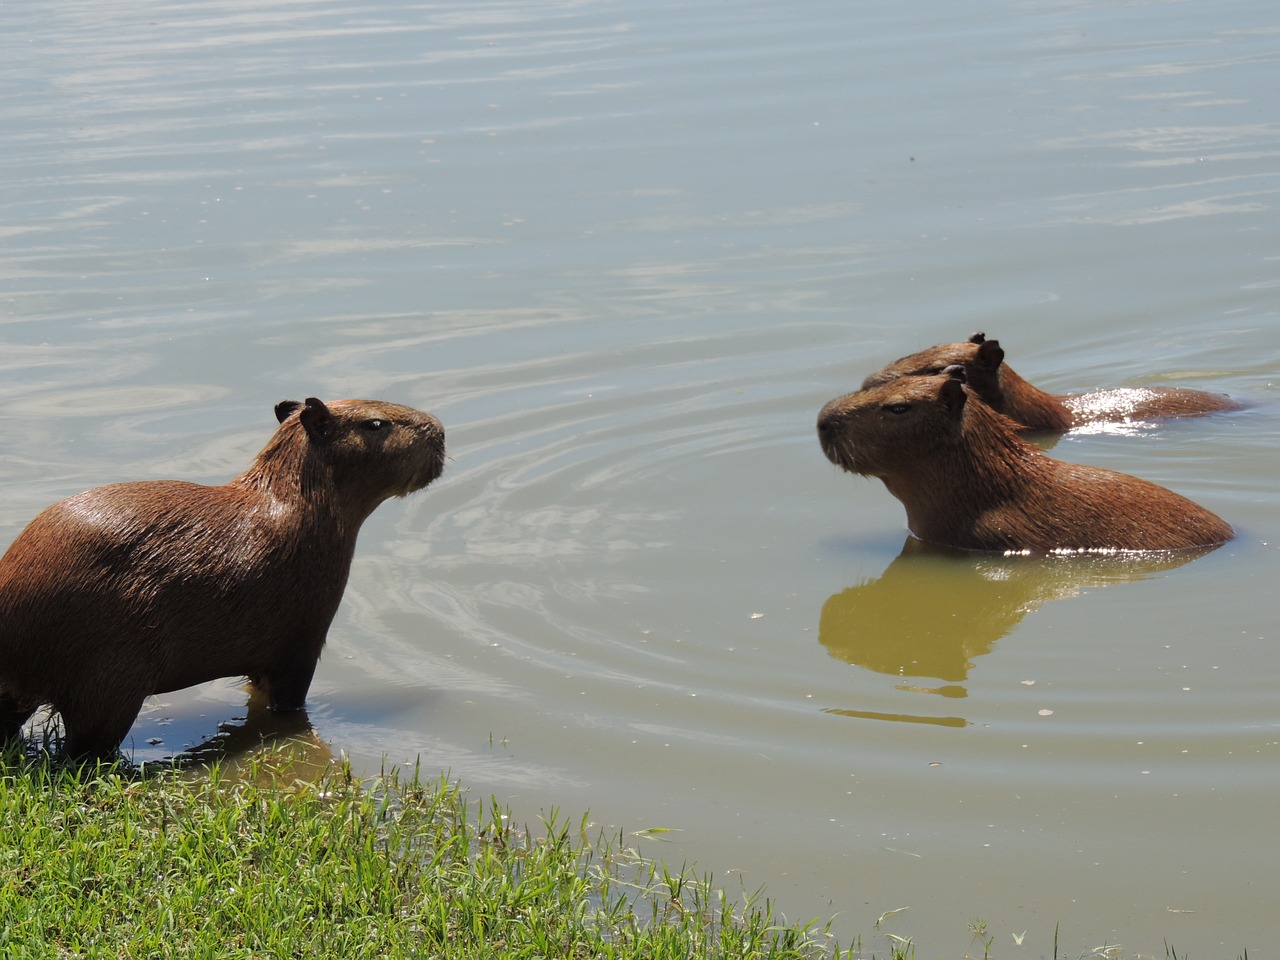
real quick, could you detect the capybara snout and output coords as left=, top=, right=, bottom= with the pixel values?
left=0, top=396, right=445, bottom=760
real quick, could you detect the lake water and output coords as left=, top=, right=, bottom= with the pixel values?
left=3, top=0, right=1279, bottom=956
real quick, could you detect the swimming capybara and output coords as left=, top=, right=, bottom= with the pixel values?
left=860, top=333, right=1242, bottom=433
left=0, top=397, right=445, bottom=760
left=817, top=368, right=1233, bottom=553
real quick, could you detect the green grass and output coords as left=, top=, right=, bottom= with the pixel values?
left=0, top=741, right=1252, bottom=960
left=0, top=744, right=858, bottom=959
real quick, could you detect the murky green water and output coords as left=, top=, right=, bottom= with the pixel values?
left=4, top=0, right=1279, bottom=955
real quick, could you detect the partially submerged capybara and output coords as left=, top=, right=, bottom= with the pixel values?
left=817, top=368, right=1233, bottom=553
left=0, top=397, right=446, bottom=759
left=860, top=333, right=1242, bottom=432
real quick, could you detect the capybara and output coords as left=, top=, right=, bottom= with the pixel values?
left=817, top=368, right=1233, bottom=553
left=0, top=397, right=445, bottom=759
left=860, top=333, right=1242, bottom=433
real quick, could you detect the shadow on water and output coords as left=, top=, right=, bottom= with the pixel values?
left=143, top=687, right=337, bottom=783
left=15, top=687, right=336, bottom=785
left=818, top=537, right=1220, bottom=726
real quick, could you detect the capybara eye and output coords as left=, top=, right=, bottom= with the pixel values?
left=362, top=419, right=386, bottom=431
left=882, top=403, right=911, bottom=415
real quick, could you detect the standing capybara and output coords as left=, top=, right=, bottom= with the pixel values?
left=817, top=368, right=1233, bottom=553
left=0, top=397, right=445, bottom=759
left=860, top=333, right=1242, bottom=433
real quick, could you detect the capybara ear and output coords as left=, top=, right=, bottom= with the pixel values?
left=968, top=332, right=986, bottom=344
left=299, top=397, right=334, bottom=441
left=275, top=400, right=302, bottom=424
left=974, top=337, right=1005, bottom=370
left=940, top=367, right=968, bottom=416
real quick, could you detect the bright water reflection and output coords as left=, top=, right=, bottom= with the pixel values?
left=3, top=0, right=1280, bottom=956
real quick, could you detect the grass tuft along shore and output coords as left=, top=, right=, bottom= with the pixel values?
left=0, top=743, right=858, bottom=959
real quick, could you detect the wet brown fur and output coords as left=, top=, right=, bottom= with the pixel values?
left=860, top=333, right=1242, bottom=433
left=0, top=397, right=446, bottom=759
left=817, top=371, right=1233, bottom=553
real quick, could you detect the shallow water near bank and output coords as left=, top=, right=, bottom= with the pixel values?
left=3, top=0, right=1279, bottom=955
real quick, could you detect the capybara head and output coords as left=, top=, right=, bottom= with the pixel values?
left=0, top=396, right=446, bottom=760
left=267, top=397, right=446, bottom=520
left=819, top=365, right=995, bottom=479
left=859, top=333, right=1008, bottom=409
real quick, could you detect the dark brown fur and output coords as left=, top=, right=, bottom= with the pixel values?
left=861, top=333, right=1242, bottom=433
left=0, top=397, right=446, bottom=759
left=817, top=370, right=1233, bottom=553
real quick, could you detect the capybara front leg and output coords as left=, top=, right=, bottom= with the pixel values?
left=263, top=656, right=318, bottom=713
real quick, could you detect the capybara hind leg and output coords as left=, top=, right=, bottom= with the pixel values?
left=59, top=696, right=147, bottom=762
left=0, top=690, right=37, bottom=743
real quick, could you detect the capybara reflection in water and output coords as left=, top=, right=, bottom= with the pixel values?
left=0, top=397, right=446, bottom=760
left=860, top=333, right=1242, bottom=433
left=817, top=368, right=1233, bottom=554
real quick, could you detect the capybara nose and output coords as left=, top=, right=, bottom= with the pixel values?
left=816, top=399, right=844, bottom=436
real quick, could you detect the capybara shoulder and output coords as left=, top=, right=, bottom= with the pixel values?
left=0, top=396, right=446, bottom=760
left=817, top=369, right=1233, bottom=553
left=861, top=332, right=1242, bottom=433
